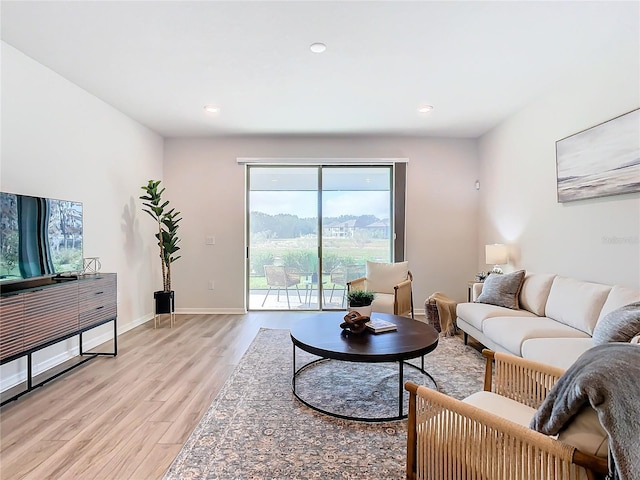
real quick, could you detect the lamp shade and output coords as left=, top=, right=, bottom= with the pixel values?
left=485, top=244, right=508, bottom=265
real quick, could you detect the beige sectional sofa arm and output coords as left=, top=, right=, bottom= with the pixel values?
left=471, top=281, right=484, bottom=301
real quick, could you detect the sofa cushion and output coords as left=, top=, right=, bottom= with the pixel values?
left=597, top=285, right=640, bottom=323
left=545, top=276, right=611, bottom=334
left=464, top=391, right=608, bottom=459
left=521, top=338, right=594, bottom=370
left=592, top=301, right=640, bottom=344
left=482, top=316, right=590, bottom=356
left=476, top=270, right=525, bottom=309
left=371, top=293, right=394, bottom=315
left=463, top=391, right=536, bottom=427
left=557, top=406, right=608, bottom=458
left=462, top=391, right=609, bottom=474
left=365, top=261, right=408, bottom=294
left=456, top=302, right=536, bottom=331
left=519, top=272, right=556, bottom=316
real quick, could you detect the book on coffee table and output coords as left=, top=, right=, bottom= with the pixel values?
left=365, top=317, right=397, bottom=333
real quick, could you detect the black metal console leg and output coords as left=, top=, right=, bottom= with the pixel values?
left=464, top=332, right=468, bottom=345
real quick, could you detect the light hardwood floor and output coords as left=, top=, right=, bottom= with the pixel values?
left=0, top=312, right=305, bottom=480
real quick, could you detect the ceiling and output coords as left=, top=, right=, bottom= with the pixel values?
left=1, top=1, right=638, bottom=138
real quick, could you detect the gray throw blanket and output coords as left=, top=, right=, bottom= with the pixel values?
left=530, top=343, right=640, bottom=480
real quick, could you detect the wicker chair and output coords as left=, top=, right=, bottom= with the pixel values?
left=261, top=265, right=302, bottom=309
left=405, top=350, right=609, bottom=480
left=328, top=264, right=367, bottom=307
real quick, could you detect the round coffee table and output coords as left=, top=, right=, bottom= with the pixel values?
left=290, top=312, right=439, bottom=421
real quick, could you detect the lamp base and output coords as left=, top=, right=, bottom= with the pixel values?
left=491, top=265, right=504, bottom=274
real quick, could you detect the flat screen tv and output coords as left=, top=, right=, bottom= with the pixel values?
left=0, top=192, right=83, bottom=285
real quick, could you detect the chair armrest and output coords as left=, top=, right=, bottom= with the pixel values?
left=482, top=349, right=566, bottom=409
left=394, top=278, right=413, bottom=317
left=284, top=267, right=301, bottom=283
left=347, top=277, right=366, bottom=291
left=394, top=278, right=412, bottom=290
left=405, top=381, right=607, bottom=480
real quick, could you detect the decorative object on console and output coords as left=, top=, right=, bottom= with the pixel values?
left=82, top=257, right=101, bottom=274
left=340, top=311, right=369, bottom=334
left=485, top=243, right=508, bottom=274
left=140, top=180, right=182, bottom=326
left=475, top=269, right=525, bottom=310
left=556, top=108, right=640, bottom=203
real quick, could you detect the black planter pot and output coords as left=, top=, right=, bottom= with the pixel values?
left=154, top=290, right=175, bottom=315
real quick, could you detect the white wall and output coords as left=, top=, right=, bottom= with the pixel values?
left=163, top=136, right=480, bottom=313
left=478, top=60, right=640, bottom=288
left=1, top=43, right=164, bottom=388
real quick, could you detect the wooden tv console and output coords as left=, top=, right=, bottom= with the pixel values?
left=0, top=273, right=117, bottom=406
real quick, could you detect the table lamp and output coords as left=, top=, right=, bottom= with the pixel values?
left=485, top=244, right=508, bottom=274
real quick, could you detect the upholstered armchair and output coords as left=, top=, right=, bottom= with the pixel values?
left=347, top=261, right=414, bottom=318
left=405, top=350, right=609, bottom=480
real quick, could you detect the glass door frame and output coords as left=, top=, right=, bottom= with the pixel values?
left=245, top=163, right=400, bottom=311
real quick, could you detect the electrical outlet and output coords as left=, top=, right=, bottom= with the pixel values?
left=208, top=280, right=215, bottom=290
left=205, top=236, right=215, bottom=245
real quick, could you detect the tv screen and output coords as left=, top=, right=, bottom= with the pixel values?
left=0, top=192, right=83, bottom=284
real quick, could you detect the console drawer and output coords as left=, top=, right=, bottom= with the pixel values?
left=78, top=274, right=117, bottom=328
left=0, top=294, right=24, bottom=361
left=23, top=283, right=79, bottom=350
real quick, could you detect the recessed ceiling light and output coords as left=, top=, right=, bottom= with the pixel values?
left=310, top=42, right=327, bottom=53
left=417, top=105, right=434, bottom=114
left=203, top=104, right=220, bottom=114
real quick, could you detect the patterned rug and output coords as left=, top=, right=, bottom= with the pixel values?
left=163, top=327, right=485, bottom=480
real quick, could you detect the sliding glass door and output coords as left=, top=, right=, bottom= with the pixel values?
left=321, top=167, right=392, bottom=308
left=247, top=165, right=393, bottom=311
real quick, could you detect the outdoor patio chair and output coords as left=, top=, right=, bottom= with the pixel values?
left=262, top=265, right=302, bottom=309
left=328, top=265, right=366, bottom=307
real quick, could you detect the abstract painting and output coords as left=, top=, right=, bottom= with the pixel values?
left=556, top=108, right=640, bottom=202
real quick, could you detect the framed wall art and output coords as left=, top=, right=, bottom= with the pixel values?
left=556, top=108, right=639, bottom=203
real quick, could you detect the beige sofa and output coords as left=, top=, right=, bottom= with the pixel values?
left=456, top=272, right=640, bottom=369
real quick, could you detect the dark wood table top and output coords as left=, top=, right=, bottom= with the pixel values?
left=290, top=312, right=439, bottom=362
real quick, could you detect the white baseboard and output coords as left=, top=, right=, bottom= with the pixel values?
left=175, top=307, right=247, bottom=315
left=1, top=313, right=152, bottom=392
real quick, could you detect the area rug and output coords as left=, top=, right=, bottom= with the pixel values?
left=163, top=328, right=485, bottom=480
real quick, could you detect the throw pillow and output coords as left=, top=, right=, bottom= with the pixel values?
left=592, top=301, right=640, bottom=345
left=476, top=270, right=526, bottom=310
left=365, top=261, right=409, bottom=294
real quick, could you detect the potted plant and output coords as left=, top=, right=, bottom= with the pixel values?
left=346, top=290, right=375, bottom=317
left=140, top=180, right=182, bottom=316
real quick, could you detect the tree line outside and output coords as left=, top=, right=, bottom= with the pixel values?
left=249, top=211, right=390, bottom=289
